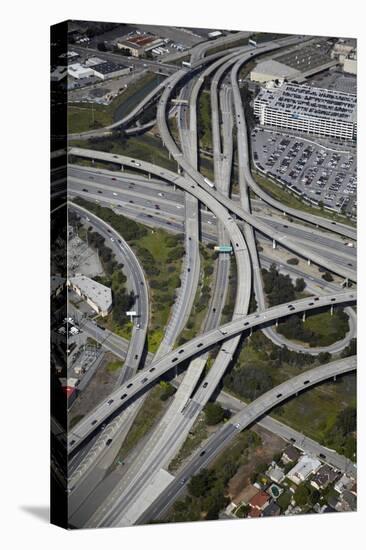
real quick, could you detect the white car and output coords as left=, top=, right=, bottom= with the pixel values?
left=112, top=192, right=118, bottom=196
left=158, top=192, right=164, bottom=197
left=234, top=423, right=241, bottom=429
left=110, top=238, right=114, bottom=242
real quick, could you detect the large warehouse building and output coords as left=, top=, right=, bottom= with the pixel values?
left=90, top=61, right=130, bottom=80
left=67, top=276, right=112, bottom=317
left=117, top=34, right=164, bottom=57
left=254, top=82, right=357, bottom=141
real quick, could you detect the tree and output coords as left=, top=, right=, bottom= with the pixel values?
left=188, top=469, right=215, bottom=498
left=295, top=278, right=306, bottom=292
left=322, top=271, right=334, bottom=282
left=205, top=403, right=225, bottom=425
left=341, top=338, right=356, bottom=358
left=236, top=504, right=249, bottom=518
left=318, top=352, right=331, bottom=364
left=294, top=484, right=311, bottom=506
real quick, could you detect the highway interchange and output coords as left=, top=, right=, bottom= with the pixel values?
left=63, top=33, right=357, bottom=527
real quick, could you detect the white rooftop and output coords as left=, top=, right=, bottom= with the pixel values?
left=287, top=455, right=321, bottom=484
left=68, top=276, right=112, bottom=313
left=255, top=82, right=357, bottom=123
left=252, top=59, right=301, bottom=80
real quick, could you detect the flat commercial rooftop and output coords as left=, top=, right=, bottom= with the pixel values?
left=252, top=59, right=301, bottom=80
left=275, top=40, right=333, bottom=72
left=92, top=61, right=128, bottom=75
left=68, top=275, right=112, bottom=313
left=256, top=82, right=357, bottom=123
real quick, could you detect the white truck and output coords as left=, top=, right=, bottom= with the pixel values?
left=203, top=177, right=215, bottom=189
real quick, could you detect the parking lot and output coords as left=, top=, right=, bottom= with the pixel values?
left=251, top=127, right=357, bottom=218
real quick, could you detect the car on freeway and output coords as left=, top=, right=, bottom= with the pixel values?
left=234, top=423, right=241, bottom=429
left=113, top=192, right=118, bottom=196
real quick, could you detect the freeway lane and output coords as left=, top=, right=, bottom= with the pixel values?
left=67, top=167, right=356, bottom=262
left=137, top=355, right=357, bottom=524
left=100, top=47, right=258, bottom=527
left=157, top=38, right=356, bottom=241
left=70, top=203, right=149, bottom=384
left=68, top=289, right=355, bottom=453
left=68, top=187, right=356, bottom=356
left=69, top=147, right=356, bottom=281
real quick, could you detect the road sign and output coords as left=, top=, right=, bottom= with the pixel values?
left=214, top=245, right=233, bottom=253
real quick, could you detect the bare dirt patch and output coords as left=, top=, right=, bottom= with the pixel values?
left=69, top=351, right=121, bottom=424
left=228, top=425, right=286, bottom=504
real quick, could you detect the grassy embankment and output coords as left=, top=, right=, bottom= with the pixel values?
left=223, top=330, right=356, bottom=457
left=67, top=72, right=159, bottom=133
left=72, top=197, right=184, bottom=353
left=113, top=384, right=171, bottom=464
left=177, top=243, right=217, bottom=346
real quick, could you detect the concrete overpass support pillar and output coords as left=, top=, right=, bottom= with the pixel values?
left=120, top=164, right=124, bottom=172
left=148, top=172, right=151, bottom=180
left=334, top=375, right=337, bottom=382
left=275, top=319, right=278, bottom=328
left=307, top=259, right=311, bottom=266
left=330, top=305, right=334, bottom=316
left=302, top=312, right=306, bottom=323
left=177, top=165, right=181, bottom=175
left=272, top=239, right=276, bottom=250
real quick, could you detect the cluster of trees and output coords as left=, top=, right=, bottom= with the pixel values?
left=75, top=198, right=147, bottom=242
left=134, top=245, right=160, bottom=277
left=277, top=309, right=349, bottom=347
left=240, top=84, right=257, bottom=129
left=294, top=483, right=320, bottom=507
left=197, top=91, right=212, bottom=150
left=159, top=382, right=176, bottom=401
left=261, top=264, right=296, bottom=306
left=86, top=131, right=127, bottom=151
left=322, top=406, right=356, bottom=460
left=204, top=403, right=226, bottom=425
left=168, top=432, right=261, bottom=523
left=113, top=290, right=135, bottom=327
left=88, top=230, right=118, bottom=276
left=225, top=363, right=274, bottom=401
left=86, top=229, right=135, bottom=328
left=341, top=338, right=356, bottom=358
left=277, top=314, right=314, bottom=343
